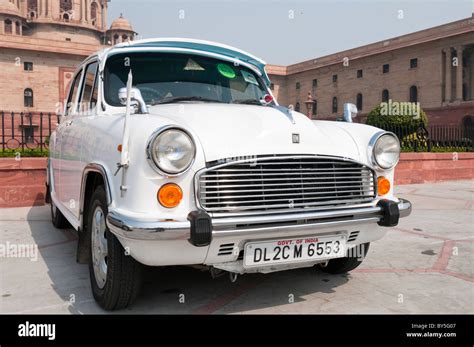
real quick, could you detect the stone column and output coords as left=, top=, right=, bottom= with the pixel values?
left=85, top=0, right=89, bottom=23
left=445, top=48, right=452, bottom=103
left=456, top=45, right=464, bottom=101
left=79, top=0, right=83, bottom=23
left=20, top=0, right=27, bottom=18
left=101, top=2, right=106, bottom=30
left=48, top=0, right=53, bottom=18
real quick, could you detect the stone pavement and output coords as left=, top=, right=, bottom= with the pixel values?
left=0, top=180, right=472, bottom=314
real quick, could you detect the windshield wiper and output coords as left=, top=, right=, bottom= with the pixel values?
left=231, top=99, right=265, bottom=106
left=151, top=96, right=225, bottom=105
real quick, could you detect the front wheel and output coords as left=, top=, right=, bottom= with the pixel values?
left=87, top=185, right=142, bottom=310
left=320, top=243, right=370, bottom=274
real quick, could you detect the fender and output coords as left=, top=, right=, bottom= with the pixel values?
left=76, top=163, right=113, bottom=264
left=79, top=163, right=113, bottom=231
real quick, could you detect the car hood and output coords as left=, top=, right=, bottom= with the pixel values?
left=147, top=103, right=361, bottom=163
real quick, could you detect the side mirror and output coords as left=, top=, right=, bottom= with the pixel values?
left=118, top=87, right=148, bottom=114
left=343, top=103, right=358, bottom=123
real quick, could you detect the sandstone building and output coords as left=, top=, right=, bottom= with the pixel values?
left=267, top=15, right=474, bottom=126
left=0, top=2, right=473, bottom=128
left=0, top=0, right=135, bottom=113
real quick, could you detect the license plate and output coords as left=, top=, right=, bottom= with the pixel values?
left=243, top=235, right=346, bottom=268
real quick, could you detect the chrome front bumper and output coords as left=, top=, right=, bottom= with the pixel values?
left=106, top=199, right=412, bottom=242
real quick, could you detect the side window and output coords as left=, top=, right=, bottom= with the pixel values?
left=66, top=69, right=83, bottom=116
left=80, top=61, right=99, bottom=112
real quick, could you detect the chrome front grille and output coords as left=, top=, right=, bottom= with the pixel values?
left=196, top=156, right=377, bottom=215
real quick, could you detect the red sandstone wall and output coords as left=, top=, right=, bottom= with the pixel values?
left=0, top=154, right=473, bottom=208
left=0, top=158, right=47, bottom=208
left=394, top=152, right=474, bottom=184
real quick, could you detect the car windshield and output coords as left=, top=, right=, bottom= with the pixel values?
left=104, top=52, right=270, bottom=106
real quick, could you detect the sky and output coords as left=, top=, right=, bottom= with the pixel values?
left=108, top=0, right=474, bottom=66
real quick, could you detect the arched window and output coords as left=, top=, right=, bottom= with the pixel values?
left=60, top=0, right=72, bottom=12
left=409, top=85, right=418, bottom=103
left=91, top=2, right=98, bottom=25
left=15, top=21, right=21, bottom=35
left=122, top=34, right=128, bottom=42
left=27, top=0, right=38, bottom=18
left=24, top=88, right=34, bottom=107
left=332, top=97, right=338, bottom=113
left=382, top=89, right=389, bottom=102
left=113, top=34, right=119, bottom=44
left=312, top=100, right=317, bottom=116
left=295, top=102, right=300, bottom=112
left=356, top=93, right=363, bottom=111
left=4, top=19, right=12, bottom=34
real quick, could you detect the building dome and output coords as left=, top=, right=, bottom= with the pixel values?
left=109, top=14, right=134, bottom=32
left=0, top=0, right=24, bottom=18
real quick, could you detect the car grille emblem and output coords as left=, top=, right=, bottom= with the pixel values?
left=292, top=133, right=300, bottom=144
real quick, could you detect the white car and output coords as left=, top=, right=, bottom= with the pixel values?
left=47, top=38, right=412, bottom=310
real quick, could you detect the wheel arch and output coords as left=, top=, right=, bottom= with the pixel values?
left=76, top=163, right=113, bottom=264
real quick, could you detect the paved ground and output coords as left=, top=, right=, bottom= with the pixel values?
left=0, top=180, right=473, bottom=314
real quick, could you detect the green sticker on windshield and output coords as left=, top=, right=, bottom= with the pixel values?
left=217, top=64, right=236, bottom=79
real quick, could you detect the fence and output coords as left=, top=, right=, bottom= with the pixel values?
left=370, top=123, right=474, bottom=152
left=0, top=111, right=58, bottom=153
left=1, top=112, right=473, bottom=153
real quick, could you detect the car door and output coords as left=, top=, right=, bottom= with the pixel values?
left=54, top=68, right=83, bottom=212
left=58, top=66, right=87, bottom=218
left=60, top=61, right=100, bottom=218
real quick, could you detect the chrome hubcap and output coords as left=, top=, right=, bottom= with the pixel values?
left=91, top=206, right=108, bottom=289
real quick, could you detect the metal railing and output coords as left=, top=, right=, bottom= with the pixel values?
left=1, top=111, right=472, bottom=154
left=370, top=123, right=474, bottom=152
left=0, top=111, right=58, bottom=153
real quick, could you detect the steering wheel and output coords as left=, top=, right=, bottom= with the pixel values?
left=138, top=87, right=165, bottom=104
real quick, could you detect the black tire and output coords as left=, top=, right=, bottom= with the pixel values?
left=50, top=194, right=70, bottom=229
left=321, top=243, right=370, bottom=274
left=87, top=185, right=142, bottom=310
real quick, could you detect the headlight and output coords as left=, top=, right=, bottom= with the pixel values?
left=371, top=133, right=400, bottom=170
left=147, top=127, right=196, bottom=175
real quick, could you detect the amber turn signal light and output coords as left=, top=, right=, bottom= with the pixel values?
left=158, top=183, right=183, bottom=208
left=377, top=176, right=391, bottom=196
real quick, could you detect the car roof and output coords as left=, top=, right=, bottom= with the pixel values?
left=95, top=38, right=270, bottom=86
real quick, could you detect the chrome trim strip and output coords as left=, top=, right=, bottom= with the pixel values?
left=212, top=217, right=381, bottom=237
left=202, top=198, right=376, bottom=211
left=209, top=201, right=378, bottom=217
left=398, top=198, right=412, bottom=218
left=106, top=210, right=190, bottom=241
left=79, top=163, right=113, bottom=230
left=212, top=205, right=383, bottom=228
left=104, top=199, right=411, bottom=241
